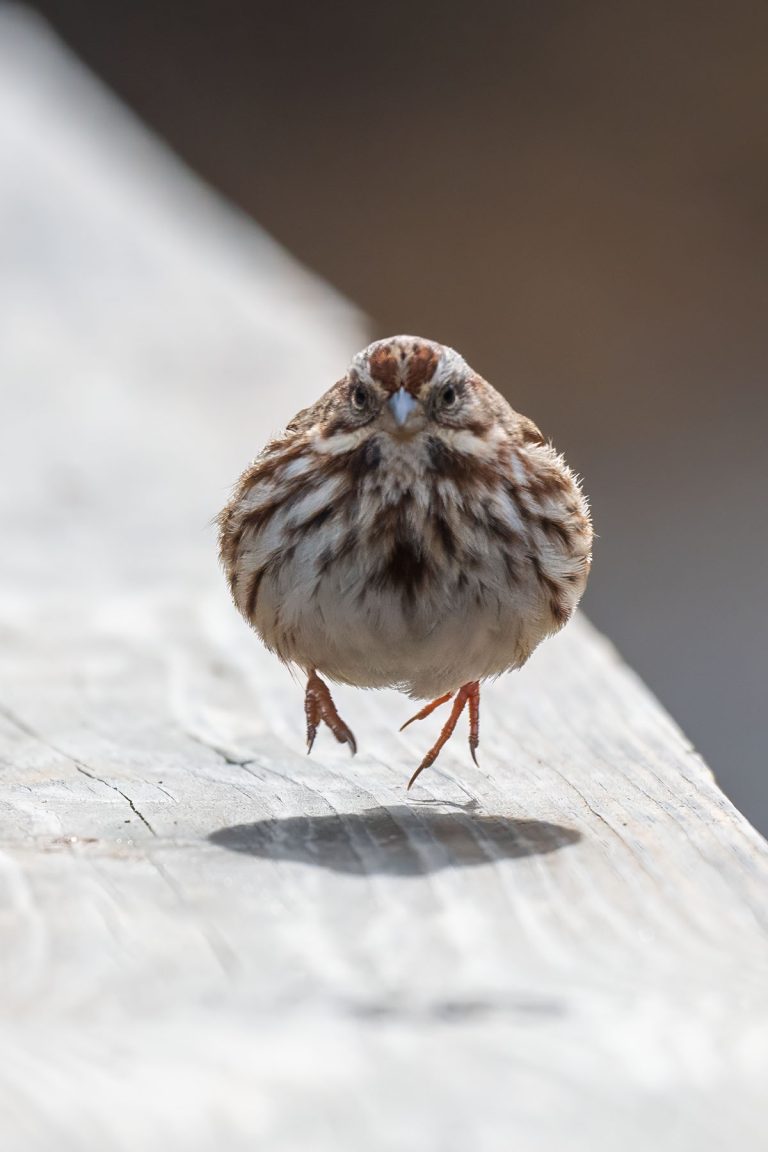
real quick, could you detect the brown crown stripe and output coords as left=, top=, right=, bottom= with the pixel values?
left=367, top=342, right=440, bottom=394
left=367, top=345, right=399, bottom=390
left=404, top=344, right=439, bottom=391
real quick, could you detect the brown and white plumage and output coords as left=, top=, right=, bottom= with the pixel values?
left=218, top=335, right=592, bottom=785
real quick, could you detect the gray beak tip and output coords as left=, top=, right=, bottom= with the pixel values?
left=389, top=387, right=418, bottom=427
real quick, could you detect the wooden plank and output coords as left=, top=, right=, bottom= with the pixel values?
left=0, top=10, right=767, bottom=1151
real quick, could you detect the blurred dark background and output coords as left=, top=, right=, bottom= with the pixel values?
left=34, top=1, right=768, bottom=830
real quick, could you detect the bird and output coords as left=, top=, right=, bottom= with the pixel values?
left=218, top=335, right=592, bottom=788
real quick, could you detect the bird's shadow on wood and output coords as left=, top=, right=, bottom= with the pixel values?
left=208, top=805, right=581, bottom=876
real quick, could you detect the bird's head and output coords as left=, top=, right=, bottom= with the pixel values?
left=339, top=335, right=491, bottom=444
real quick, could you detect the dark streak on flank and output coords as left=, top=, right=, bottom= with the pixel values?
left=234, top=462, right=336, bottom=554
left=337, top=527, right=359, bottom=560
left=502, top=478, right=523, bottom=504
left=528, top=552, right=560, bottom=596
left=522, top=461, right=571, bottom=501
left=485, top=510, right=522, bottom=544
left=271, top=439, right=310, bottom=472
left=315, top=526, right=359, bottom=577
left=537, top=515, right=572, bottom=547
left=231, top=488, right=290, bottom=557
left=549, top=597, right=571, bottom=627
left=244, top=566, right=266, bottom=620
left=301, top=505, right=334, bottom=532
left=231, top=498, right=283, bottom=556
left=316, top=544, right=334, bottom=575
left=503, top=551, right=521, bottom=584
left=527, top=553, right=571, bottom=627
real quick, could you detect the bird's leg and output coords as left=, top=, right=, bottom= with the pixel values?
left=467, top=681, right=480, bottom=766
left=305, top=670, right=357, bottom=756
left=399, top=692, right=453, bottom=731
left=405, top=681, right=481, bottom=790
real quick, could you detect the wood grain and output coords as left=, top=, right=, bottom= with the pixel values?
left=0, top=10, right=766, bottom=1151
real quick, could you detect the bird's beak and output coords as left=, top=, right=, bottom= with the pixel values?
left=388, top=387, right=418, bottom=427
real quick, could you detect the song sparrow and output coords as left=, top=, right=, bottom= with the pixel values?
left=218, top=336, right=592, bottom=788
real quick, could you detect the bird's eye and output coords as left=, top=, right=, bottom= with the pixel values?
left=350, top=384, right=368, bottom=411
left=440, top=384, right=457, bottom=409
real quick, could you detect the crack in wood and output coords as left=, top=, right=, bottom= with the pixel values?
left=0, top=701, right=156, bottom=837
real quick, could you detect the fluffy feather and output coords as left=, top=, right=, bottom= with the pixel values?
left=218, top=336, right=592, bottom=779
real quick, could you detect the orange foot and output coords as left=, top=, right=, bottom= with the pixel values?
left=400, top=681, right=480, bottom=790
left=305, top=670, right=357, bottom=756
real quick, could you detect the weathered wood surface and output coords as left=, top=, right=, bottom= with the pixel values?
left=1, top=10, right=767, bottom=1151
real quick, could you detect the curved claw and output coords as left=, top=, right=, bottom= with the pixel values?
left=407, top=744, right=443, bottom=790
left=400, top=693, right=452, bottom=732
left=405, top=681, right=481, bottom=789
left=305, top=671, right=357, bottom=757
left=332, top=719, right=357, bottom=756
left=467, top=682, right=480, bottom=767
left=407, top=760, right=429, bottom=791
